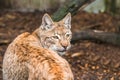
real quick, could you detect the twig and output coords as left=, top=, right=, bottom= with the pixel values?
left=0, top=40, right=11, bottom=45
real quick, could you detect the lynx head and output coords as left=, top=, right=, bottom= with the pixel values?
left=38, top=13, right=72, bottom=55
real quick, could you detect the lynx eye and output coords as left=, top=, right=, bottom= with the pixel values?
left=52, top=35, right=60, bottom=39
left=53, top=36, right=59, bottom=39
left=66, top=33, right=71, bottom=38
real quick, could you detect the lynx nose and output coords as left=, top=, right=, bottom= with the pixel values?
left=61, top=40, right=68, bottom=50
left=62, top=45, right=67, bottom=50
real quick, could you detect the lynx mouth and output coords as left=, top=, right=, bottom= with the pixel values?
left=57, top=49, right=66, bottom=53
left=57, top=51, right=66, bottom=56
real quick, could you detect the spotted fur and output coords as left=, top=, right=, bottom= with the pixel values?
left=3, top=13, right=74, bottom=80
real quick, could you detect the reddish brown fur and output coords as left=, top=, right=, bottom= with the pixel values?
left=3, top=13, right=74, bottom=80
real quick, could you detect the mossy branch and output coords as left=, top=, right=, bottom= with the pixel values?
left=52, top=0, right=95, bottom=21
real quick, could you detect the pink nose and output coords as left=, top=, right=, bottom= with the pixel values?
left=61, top=41, right=68, bottom=50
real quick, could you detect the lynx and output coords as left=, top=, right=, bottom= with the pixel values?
left=3, top=13, right=74, bottom=80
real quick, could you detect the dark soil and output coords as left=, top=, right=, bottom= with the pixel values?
left=0, top=11, right=120, bottom=80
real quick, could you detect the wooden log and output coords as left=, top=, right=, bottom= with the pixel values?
left=72, top=30, right=120, bottom=46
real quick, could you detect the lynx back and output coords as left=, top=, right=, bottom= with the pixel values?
left=3, top=13, right=74, bottom=80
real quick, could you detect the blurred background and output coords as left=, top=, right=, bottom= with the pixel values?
left=0, top=0, right=120, bottom=80
left=0, top=0, right=120, bottom=14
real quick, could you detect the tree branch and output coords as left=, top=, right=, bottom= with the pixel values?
left=52, top=0, right=95, bottom=21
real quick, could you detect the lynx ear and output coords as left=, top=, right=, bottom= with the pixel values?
left=41, top=13, right=53, bottom=30
left=62, top=13, right=71, bottom=29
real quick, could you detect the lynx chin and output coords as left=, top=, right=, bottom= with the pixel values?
left=3, top=13, right=74, bottom=80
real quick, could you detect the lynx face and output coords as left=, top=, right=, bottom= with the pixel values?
left=37, top=13, right=72, bottom=55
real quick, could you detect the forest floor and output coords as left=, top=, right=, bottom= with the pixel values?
left=0, top=11, right=120, bottom=80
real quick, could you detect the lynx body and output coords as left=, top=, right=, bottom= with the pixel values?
left=3, top=13, right=74, bottom=80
